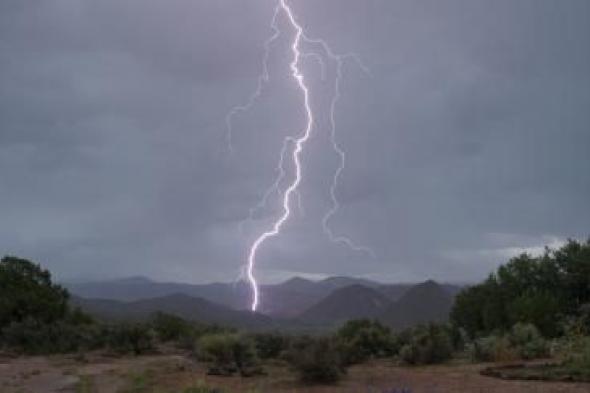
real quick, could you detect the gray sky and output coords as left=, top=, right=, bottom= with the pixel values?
left=1, top=0, right=589, bottom=284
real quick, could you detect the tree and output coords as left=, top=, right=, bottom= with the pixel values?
left=0, top=256, right=69, bottom=330
left=554, top=240, right=590, bottom=314
left=507, top=290, right=561, bottom=337
left=450, top=239, right=590, bottom=338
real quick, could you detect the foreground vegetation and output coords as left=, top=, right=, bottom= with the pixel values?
left=451, top=239, right=590, bottom=381
left=1, top=239, right=589, bottom=389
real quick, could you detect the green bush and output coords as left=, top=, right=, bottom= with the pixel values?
left=468, top=323, right=548, bottom=363
left=508, top=323, right=548, bottom=360
left=151, top=312, right=195, bottom=343
left=1, top=317, right=102, bottom=354
left=580, top=304, right=590, bottom=333
left=105, top=323, right=155, bottom=355
left=335, top=319, right=398, bottom=365
left=176, top=323, right=232, bottom=351
left=468, top=335, right=496, bottom=362
left=563, top=336, right=590, bottom=376
left=468, top=335, right=518, bottom=362
left=285, top=336, right=345, bottom=384
left=398, top=324, right=453, bottom=365
left=251, top=332, right=290, bottom=359
left=197, top=333, right=260, bottom=377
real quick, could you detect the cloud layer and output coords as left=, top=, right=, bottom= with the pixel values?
left=1, top=0, right=588, bottom=284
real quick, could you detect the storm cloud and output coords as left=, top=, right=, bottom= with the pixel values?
left=1, top=0, right=588, bottom=284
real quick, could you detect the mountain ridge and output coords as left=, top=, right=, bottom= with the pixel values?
left=66, top=276, right=463, bottom=328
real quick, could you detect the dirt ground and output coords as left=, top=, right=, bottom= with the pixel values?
left=0, top=352, right=588, bottom=393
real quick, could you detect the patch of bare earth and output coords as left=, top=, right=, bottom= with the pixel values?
left=0, top=353, right=588, bottom=393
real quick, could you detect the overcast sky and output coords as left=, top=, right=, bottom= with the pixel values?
left=1, top=0, right=588, bottom=284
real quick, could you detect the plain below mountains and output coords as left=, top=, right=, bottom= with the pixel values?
left=66, top=276, right=462, bottom=331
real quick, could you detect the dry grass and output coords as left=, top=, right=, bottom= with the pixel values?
left=0, top=352, right=589, bottom=393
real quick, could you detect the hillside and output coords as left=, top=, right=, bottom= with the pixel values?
left=71, top=293, right=273, bottom=330
left=375, top=283, right=414, bottom=301
left=379, top=280, right=454, bottom=329
left=67, top=276, right=461, bottom=328
left=67, top=276, right=252, bottom=309
left=65, top=275, right=387, bottom=317
left=298, top=284, right=393, bottom=323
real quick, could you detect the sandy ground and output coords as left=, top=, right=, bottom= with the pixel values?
left=0, top=352, right=588, bottom=393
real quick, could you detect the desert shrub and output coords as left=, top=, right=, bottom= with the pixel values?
left=563, top=336, right=590, bottom=377
left=552, top=318, right=590, bottom=377
left=448, top=324, right=468, bottom=351
left=198, top=333, right=235, bottom=375
left=507, top=323, right=548, bottom=360
left=176, top=323, right=233, bottom=351
left=335, top=319, right=398, bottom=365
left=468, top=323, right=548, bottom=363
left=151, top=312, right=195, bottom=343
left=105, top=323, right=155, bottom=355
left=468, top=335, right=518, bottom=363
left=580, top=304, right=590, bottom=333
left=285, top=336, right=345, bottom=384
left=469, top=335, right=498, bottom=362
left=1, top=318, right=98, bottom=354
left=197, top=333, right=260, bottom=377
left=398, top=324, right=453, bottom=365
left=250, top=332, right=290, bottom=359
left=562, top=304, right=590, bottom=337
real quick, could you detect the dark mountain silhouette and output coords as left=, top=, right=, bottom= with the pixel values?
left=65, top=275, right=385, bottom=317
left=298, top=284, right=393, bottom=323
left=441, top=283, right=464, bottom=297
left=317, top=276, right=381, bottom=291
left=66, top=276, right=462, bottom=326
left=71, top=293, right=272, bottom=330
left=375, top=283, right=414, bottom=301
left=296, top=280, right=456, bottom=329
left=254, top=277, right=327, bottom=318
left=376, top=283, right=463, bottom=302
left=67, top=276, right=252, bottom=309
left=257, top=276, right=385, bottom=317
left=275, top=277, right=323, bottom=294
left=379, top=280, right=454, bottom=329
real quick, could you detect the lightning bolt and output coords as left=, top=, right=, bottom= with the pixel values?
left=230, top=0, right=374, bottom=312
left=245, top=0, right=313, bottom=312
left=319, top=48, right=375, bottom=259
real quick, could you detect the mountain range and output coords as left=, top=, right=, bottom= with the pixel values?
left=65, top=276, right=463, bottom=331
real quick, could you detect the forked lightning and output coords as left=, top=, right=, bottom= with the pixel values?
left=228, top=0, right=374, bottom=312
